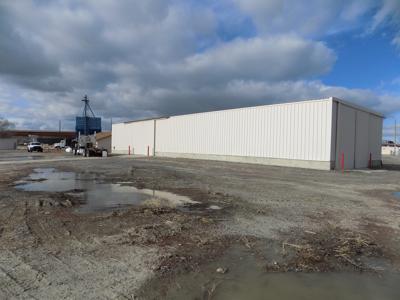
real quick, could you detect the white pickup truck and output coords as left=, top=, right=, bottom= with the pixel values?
left=27, top=142, right=43, bottom=152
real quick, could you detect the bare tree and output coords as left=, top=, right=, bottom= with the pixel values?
left=0, top=118, right=15, bottom=131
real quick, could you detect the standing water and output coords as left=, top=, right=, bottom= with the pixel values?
left=15, top=168, right=197, bottom=213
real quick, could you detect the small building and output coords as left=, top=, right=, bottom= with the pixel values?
left=0, top=132, right=18, bottom=150
left=95, top=132, right=111, bottom=152
left=382, top=141, right=399, bottom=156
left=112, top=97, right=384, bottom=170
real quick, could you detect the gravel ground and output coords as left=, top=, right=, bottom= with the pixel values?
left=1, top=151, right=400, bottom=299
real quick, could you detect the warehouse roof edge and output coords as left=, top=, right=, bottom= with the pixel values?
left=120, top=97, right=384, bottom=125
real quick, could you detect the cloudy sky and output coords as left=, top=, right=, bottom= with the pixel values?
left=0, top=0, right=400, bottom=139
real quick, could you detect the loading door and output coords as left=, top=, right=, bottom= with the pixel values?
left=335, top=103, right=373, bottom=170
left=354, top=111, right=369, bottom=168
left=336, top=104, right=356, bottom=169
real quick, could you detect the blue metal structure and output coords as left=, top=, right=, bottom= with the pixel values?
left=75, top=95, right=102, bottom=135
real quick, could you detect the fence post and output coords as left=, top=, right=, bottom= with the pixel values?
left=128, top=145, right=130, bottom=155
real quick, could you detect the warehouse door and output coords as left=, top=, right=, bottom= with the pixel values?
left=336, top=104, right=356, bottom=169
left=354, top=111, right=369, bottom=168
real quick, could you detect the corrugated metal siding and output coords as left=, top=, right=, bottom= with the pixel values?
left=368, top=114, right=383, bottom=161
left=355, top=110, right=370, bottom=168
left=156, top=99, right=333, bottom=161
left=336, top=103, right=356, bottom=169
left=335, top=102, right=384, bottom=169
left=112, top=120, right=154, bottom=155
left=330, top=102, right=338, bottom=162
left=112, top=98, right=384, bottom=169
left=111, top=123, right=125, bottom=153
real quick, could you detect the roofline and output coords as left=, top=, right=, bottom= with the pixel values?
left=113, top=97, right=385, bottom=125
left=121, top=116, right=169, bottom=124
left=113, top=98, right=330, bottom=125
left=331, top=97, right=384, bottom=118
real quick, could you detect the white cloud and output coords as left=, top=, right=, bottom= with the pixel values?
left=0, top=0, right=399, bottom=130
left=4, top=75, right=400, bottom=130
left=162, top=35, right=335, bottom=84
left=370, top=0, right=400, bottom=47
left=371, top=0, right=400, bottom=29
left=233, top=0, right=376, bottom=36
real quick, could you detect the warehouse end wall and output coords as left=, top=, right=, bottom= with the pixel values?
left=368, top=114, right=383, bottom=167
left=333, top=100, right=383, bottom=169
left=112, top=120, right=155, bottom=155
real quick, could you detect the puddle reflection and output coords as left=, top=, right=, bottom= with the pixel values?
left=15, top=168, right=197, bottom=213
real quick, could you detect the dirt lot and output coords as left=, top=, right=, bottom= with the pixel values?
left=1, top=151, right=400, bottom=299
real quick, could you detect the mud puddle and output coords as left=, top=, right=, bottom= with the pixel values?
left=394, top=192, right=400, bottom=198
left=143, top=245, right=400, bottom=300
left=15, top=168, right=198, bottom=213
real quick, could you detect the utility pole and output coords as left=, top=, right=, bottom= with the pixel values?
left=110, top=117, right=113, bottom=131
left=82, top=95, right=89, bottom=156
left=59, top=120, right=61, bottom=132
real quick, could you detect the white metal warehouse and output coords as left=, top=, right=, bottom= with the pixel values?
left=112, top=97, right=384, bottom=170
